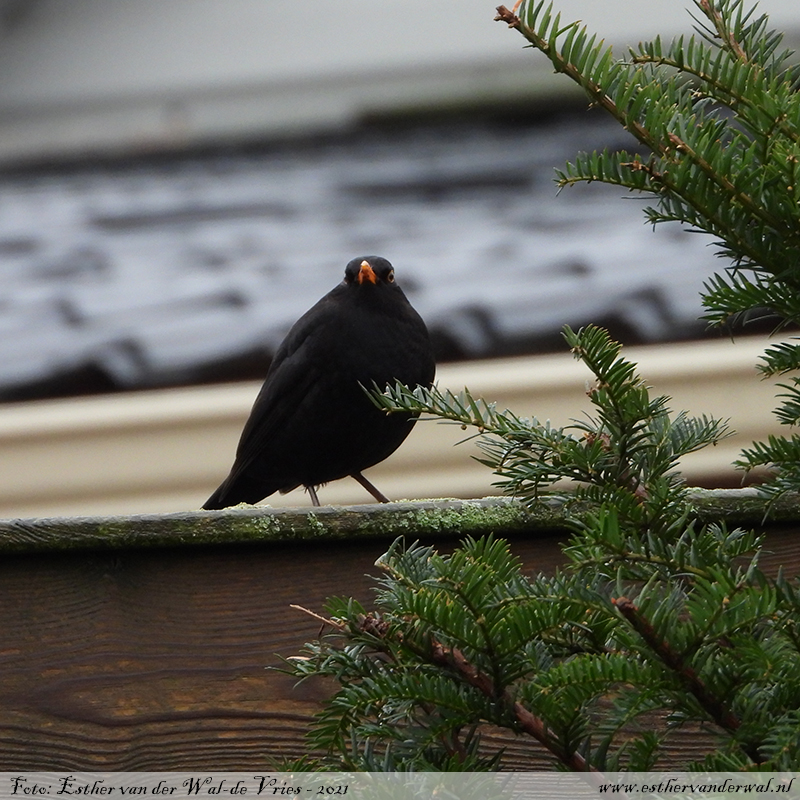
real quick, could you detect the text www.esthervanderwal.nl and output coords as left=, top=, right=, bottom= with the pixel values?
left=598, top=777, right=797, bottom=796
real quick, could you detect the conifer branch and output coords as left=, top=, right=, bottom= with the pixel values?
left=666, top=131, right=794, bottom=241
left=429, top=637, right=594, bottom=772
left=613, top=597, right=742, bottom=736
left=629, top=50, right=800, bottom=146
left=498, top=0, right=800, bottom=501
left=700, top=0, right=748, bottom=62
left=495, top=6, right=664, bottom=159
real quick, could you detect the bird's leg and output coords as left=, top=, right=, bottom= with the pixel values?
left=351, top=472, right=391, bottom=503
left=306, top=485, right=321, bottom=506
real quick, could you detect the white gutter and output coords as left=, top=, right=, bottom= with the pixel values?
left=0, top=336, right=782, bottom=519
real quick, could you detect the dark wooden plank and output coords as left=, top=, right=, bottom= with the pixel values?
left=0, top=493, right=798, bottom=770
left=0, top=541, right=344, bottom=769
left=0, top=534, right=570, bottom=770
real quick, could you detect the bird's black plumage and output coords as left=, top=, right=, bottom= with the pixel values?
left=203, top=256, right=435, bottom=509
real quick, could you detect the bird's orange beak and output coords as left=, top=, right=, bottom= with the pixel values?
left=357, top=260, right=378, bottom=285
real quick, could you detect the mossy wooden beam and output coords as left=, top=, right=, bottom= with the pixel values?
left=0, top=496, right=549, bottom=555
left=0, top=488, right=797, bottom=555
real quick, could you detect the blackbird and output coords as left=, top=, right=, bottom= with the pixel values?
left=203, top=256, right=435, bottom=509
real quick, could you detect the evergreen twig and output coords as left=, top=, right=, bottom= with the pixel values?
left=497, top=0, right=800, bottom=502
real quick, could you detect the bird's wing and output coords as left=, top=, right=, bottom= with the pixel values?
left=227, top=295, right=339, bottom=476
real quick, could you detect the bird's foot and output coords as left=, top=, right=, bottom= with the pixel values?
left=306, top=485, right=321, bottom=506
left=351, top=472, right=390, bottom=503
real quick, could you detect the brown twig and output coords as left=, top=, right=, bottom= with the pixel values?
left=612, top=595, right=766, bottom=765
left=290, top=603, right=346, bottom=630
left=494, top=5, right=520, bottom=28
left=430, top=637, right=595, bottom=772
left=700, top=0, right=748, bottom=62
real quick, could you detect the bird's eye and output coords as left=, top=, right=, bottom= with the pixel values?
left=386, top=271, right=395, bottom=283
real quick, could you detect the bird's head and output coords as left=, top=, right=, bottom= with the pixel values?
left=344, top=256, right=397, bottom=288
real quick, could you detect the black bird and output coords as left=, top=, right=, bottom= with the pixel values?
left=203, top=256, right=435, bottom=509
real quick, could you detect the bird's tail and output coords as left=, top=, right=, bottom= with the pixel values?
left=202, top=481, right=232, bottom=510
left=202, top=470, right=278, bottom=510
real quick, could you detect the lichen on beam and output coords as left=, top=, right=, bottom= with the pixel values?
left=0, top=489, right=796, bottom=555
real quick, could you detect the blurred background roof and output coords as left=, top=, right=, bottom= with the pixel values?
left=0, top=0, right=797, bottom=403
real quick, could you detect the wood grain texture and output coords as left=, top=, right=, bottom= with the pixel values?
left=0, top=541, right=357, bottom=769
left=0, top=493, right=798, bottom=770
left=0, top=533, right=571, bottom=770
